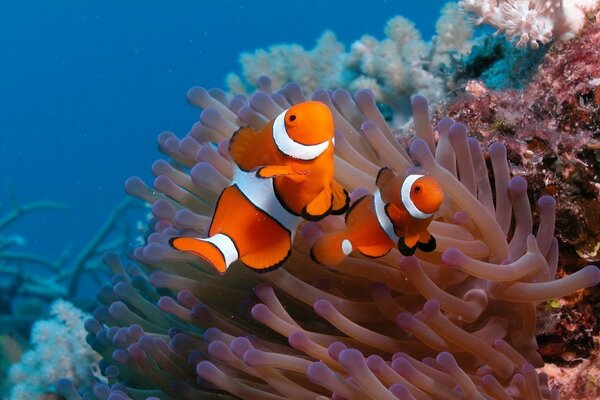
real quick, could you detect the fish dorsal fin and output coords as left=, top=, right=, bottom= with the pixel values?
left=376, top=167, right=395, bottom=189
left=229, top=126, right=258, bottom=171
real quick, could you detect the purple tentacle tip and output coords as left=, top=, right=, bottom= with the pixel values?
left=422, top=299, right=441, bottom=316
left=250, top=303, right=270, bottom=323
left=92, top=383, right=111, bottom=398
left=307, top=361, right=334, bottom=384
left=354, top=88, right=375, bottom=105
left=254, top=283, right=274, bottom=300
left=196, top=361, right=219, bottom=380
left=244, top=348, right=268, bottom=366
left=104, top=365, right=120, bottom=379
left=409, top=138, right=431, bottom=159
left=199, top=108, right=223, bottom=129
left=509, top=176, right=528, bottom=195
left=230, top=336, right=254, bottom=358
left=436, top=351, right=456, bottom=368
left=488, top=141, right=506, bottom=155
left=113, top=282, right=134, bottom=298
left=289, top=330, right=310, bottom=349
left=207, top=340, right=230, bottom=359
left=583, top=265, right=600, bottom=287
left=314, top=299, right=335, bottom=317
left=448, top=122, right=468, bottom=140
left=366, top=354, right=385, bottom=372
left=437, top=117, right=454, bottom=134
left=127, top=343, right=146, bottom=361
left=410, top=95, right=428, bottom=112
left=361, top=120, right=378, bottom=134
left=328, top=341, right=347, bottom=361
left=158, top=296, right=176, bottom=312
left=108, top=301, right=128, bottom=319
left=142, top=242, right=168, bottom=263
left=389, top=384, right=413, bottom=399
left=338, top=348, right=365, bottom=369
left=537, top=195, right=555, bottom=210
left=112, top=348, right=129, bottom=364
left=138, top=335, right=155, bottom=351
left=441, top=248, right=465, bottom=268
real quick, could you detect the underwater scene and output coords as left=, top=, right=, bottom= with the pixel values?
left=1, top=0, right=600, bottom=398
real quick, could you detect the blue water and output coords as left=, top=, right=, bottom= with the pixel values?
left=0, top=0, right=448, bottom=297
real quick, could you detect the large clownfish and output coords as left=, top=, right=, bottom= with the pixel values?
left=170, top=101, right=349, bottom=274
left=310, top=167, right=443, bottom=266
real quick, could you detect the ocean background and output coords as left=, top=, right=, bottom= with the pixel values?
left=0, top=0, right=448, bottom=299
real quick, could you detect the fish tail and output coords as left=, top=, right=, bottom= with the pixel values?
left=169, top=234, right=238, bottom=275
left=310, top=230, right=352, bottom=266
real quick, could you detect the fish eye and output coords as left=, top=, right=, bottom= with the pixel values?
left=289, top=114, right=297, bottom=122
left=414, top=185, right=422, bottom=193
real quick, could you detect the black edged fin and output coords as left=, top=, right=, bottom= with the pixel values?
left=376, top=167, right=395, bottom=189
left=398, top=238, right=417, bottom=256
left=344, top=195, right=368, bottom=224
left=417, top=236, right=437, bottom=252
left=242, top=246, right=292, bottom=273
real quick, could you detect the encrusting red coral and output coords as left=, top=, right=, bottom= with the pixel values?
left=436, top=10, right=600, bottom=394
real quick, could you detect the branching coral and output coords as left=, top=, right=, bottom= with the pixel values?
left=227, top=3, right=472, bottom=124
left=459, top=0, right=600, bottom=48
left=57, top=79, right=599, bottom=399
left=0, top=197, right=139, bottom=336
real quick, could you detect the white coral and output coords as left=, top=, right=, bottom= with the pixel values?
left=7, top=300, right=100, bottom=400
left=460, top=0, right=599, bottom=48
left=228, top=5, right=473, bottom=124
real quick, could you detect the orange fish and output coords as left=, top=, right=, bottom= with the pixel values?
left=310, top=167, right=443, bottom=266
left=170, top=101, right=349, bottom=274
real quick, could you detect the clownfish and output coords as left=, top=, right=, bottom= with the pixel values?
left=310, top=167, right=443, bottom=266
left=170, top=101, right=349, bottom=274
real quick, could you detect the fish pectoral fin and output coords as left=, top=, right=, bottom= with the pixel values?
left=417, top=234, right=436, bottom=252
left=385, top=203, right=403, bottom=222
left=256, top=165, right=309, bottom=179
left=357, top=243, right=391, bottom=258
left=169, top=237, right=228, bottom=275
left=229, top=126, right=259, bottom=170
left=330, top=180, right=350, bottom=215
left=302, top=187, right=332, bottom=221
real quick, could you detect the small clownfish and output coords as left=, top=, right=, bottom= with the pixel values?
left=170, top=101, right=349, bottom=274
left=310, top=167, right=444, bottom=266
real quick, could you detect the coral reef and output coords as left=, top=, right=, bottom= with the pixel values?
left=438, top=11, right=600, bottom=364
left=0, top=196, right=67, bottom=334
left=227, top=3, right=473, bottom=125
left=55, top=79, right=600, bottom=399
left=7, top=299, right=100, bottom=400
left=459, top=0, right=600, bottom=48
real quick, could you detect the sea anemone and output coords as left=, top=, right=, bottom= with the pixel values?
left=58, top=78, right=600, bottom=399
